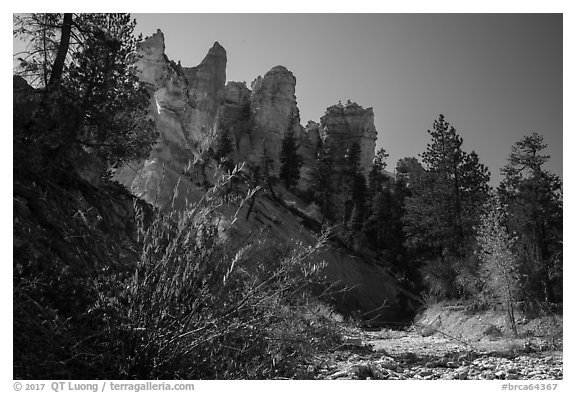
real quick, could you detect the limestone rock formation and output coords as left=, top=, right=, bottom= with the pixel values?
left=295, top=101, right=378, bottom=219
left=246, top=66, right=303, bottom=169
left=221, top=81, right=252, bottom=160
left=115, top=30, right=227, bottom=209
left=136, top=30, right=226, bottom=157
left=181, top=41, right=227, bottom=150
left=320, top=100, right=378, bottom=177
left=221, top=66, right=316, bottom=178
left=297, top=121, right=323, bottom=188
left=118, top=31, right=377, bottom=207
left=225, top=81, right=251, bottom=106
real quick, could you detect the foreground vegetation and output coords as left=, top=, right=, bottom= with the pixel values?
left=14, top=165, right=344, bottom=379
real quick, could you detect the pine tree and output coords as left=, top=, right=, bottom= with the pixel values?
left=364, top=189, right=389, bottom=249
left=279, top=130, right=303, bottom=190
left=339, top=142, right=366, bottom=222
left=396, top=157, right=425, bottom=189
left=214, top=128, right=235, bottom=172
left=498, top=133, right=562, bottom=303
left=349, top=203, right=363, bottom=233
left=310, top=143, right=335, bottom=222
left=260, top=148, right=278, bottom=198
left=349, top=172, right=368, bottom=226
left=14, top=13, right=157, bottom=173
left=214, top=128, right=234, bottom=161
left=368, top=148, right=389, bottom=200
left=14, top=13, right=74, bottom=88
left=345, top=142, right=362, bottom=175
left=403, top=114, right=491, bottom=298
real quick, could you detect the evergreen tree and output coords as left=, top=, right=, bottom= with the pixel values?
left=14, top=13, right=157, bottom=173
left=260, top=148, right=278, bottom=198
left=349, top=172, right=368, bottom=226
left=340, top=142, right=367, bottom=222
left=214, top=128, right=234, bottom=161
left=64, top=14, right=156, bottom=168
left=345, top=142, right=362, bottom=175
left=498, top=133, right=562, bottom=304
left=348, top=203, right=363, bottom=233
left=368, top=148, right=389, bottom=200
left=396, top=157, right=425, bottom=189
left=403, top=114, right=491, bottom=298
left=364, top=189, right=389, bottom=249
left=279, top=131, right=303, bottom=190
left=14, top=13, right=75, bottom=88
left=214, top=128, right=235, bottom=172
left=310, top=143, right=335, bottom=222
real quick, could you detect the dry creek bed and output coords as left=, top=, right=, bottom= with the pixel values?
left=306, top=328, right=562, bottom=380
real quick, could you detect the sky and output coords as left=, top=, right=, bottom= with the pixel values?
left=131, top=13, right=563, bottom=186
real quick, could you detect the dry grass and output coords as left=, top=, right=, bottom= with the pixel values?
left=14, top=169, right=343, bottom=379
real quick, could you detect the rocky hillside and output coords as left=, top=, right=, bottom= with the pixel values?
left=112, top=30, right=416, bottom=323
left=14, top=29, right=417, bottom=326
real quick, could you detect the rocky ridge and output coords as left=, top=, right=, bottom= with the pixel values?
left=111, top=30, right=410, bottom=323
left=117, top=30, right=379, bottom=209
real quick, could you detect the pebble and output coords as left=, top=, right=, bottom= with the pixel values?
left=313, top=330, right=562, bottom=381
left=328, top=370, right=348, bottom=379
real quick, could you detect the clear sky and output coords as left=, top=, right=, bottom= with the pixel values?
left=132, top=13, right=562, bottom=186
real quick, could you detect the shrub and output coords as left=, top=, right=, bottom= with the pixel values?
left=14, top=168, right=341, bottom=379
left=97, top=170, right=340, bottom=379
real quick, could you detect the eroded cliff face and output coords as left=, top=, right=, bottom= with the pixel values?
left=135, top=30, right=226, bottom=156
left=247, top=66, right=303, bottom=167
left=320, top=101, right=378, bottom=178
left=115, top=30, right=227, bottom=209
left=221, top=81, right=252, bottom=161
left=220, top=66, right=321, bottom=182
left=65, top=29, right=413, bottom=324
left=181, top=41, right=227, bottom=150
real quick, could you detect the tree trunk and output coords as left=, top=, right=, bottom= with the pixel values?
left=47, top=13, right=73, bottom=89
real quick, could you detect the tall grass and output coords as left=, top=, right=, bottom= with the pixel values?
left=99, top=169, right=341, bottom=378
left=14, top=168, right=342, bottom=379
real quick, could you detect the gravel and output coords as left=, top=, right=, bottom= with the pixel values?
left=312, top=328, right=562, bottom=380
